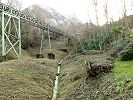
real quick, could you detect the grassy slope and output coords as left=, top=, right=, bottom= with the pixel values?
left=114, top=60, right=133, bottom=78
left=113, top=60, right=133, bottom=100
left=0, top=58, right=57, bottom=100
left=0, top=46, right=67, bottom=100
left=57, top=54, right=133, bottom=100
left=0, top=34, right=67, bottom=99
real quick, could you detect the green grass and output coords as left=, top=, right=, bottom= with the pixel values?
left=114, top=60, right=133, bottom=78
left=114, top=60, right=133, bottom=99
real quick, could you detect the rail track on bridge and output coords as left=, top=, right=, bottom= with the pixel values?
left=0, top=2, right=66, bottom=59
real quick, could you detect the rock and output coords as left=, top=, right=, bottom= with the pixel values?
left=126, top=82, right=133, bottom=90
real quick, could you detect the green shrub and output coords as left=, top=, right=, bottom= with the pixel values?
left=21, top=42, right=29, bottom=49
left=119, top=50, right=133, bottom=61
left=76, top=46, right=83, bottom=53
left=111, top=38, right=129, bottom=48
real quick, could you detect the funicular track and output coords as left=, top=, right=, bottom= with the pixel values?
left=0, top=3, right=64, bottom=34
left=0, top=3, right=67, bottom=100
left=0, top=2, right=66, bottom=58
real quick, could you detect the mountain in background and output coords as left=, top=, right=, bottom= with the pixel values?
left=22, top=4, right=86, bottom=34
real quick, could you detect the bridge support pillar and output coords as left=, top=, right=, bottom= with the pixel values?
left=1, top=11, right=21, bottom=59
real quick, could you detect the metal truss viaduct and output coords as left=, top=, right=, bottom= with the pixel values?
left=0, top=3, right=65, bottom=59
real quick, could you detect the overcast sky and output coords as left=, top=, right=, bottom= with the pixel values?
left=1, top=0, right=133, bottom=25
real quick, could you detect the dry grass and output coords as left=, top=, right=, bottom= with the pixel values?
left=57, top=53, right=133, bottom=100
left=0, top=45, right=67, bottom=100
left=0, top=58, right=57, bottom=100
left=57, top=54, right=87, bottom=100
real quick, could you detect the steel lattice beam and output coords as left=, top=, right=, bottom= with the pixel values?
left=1, top=12, right=21, bottom=58
left=0, top=3, right=64, bottom=34
left=0, top=2, right=66, bottom=59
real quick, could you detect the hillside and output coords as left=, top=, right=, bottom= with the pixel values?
left=0, top=58, right=57, bottom=100
left=1, top=1, right=133, bottom=100
left=57, top=52, right=133, bottom=100
left=0, top=48, right=133, bottom=100
left=0, top=47, right=67, bottom=100
left=23, top=5, right=69, bottom=25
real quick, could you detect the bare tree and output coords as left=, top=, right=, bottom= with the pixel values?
left=92, top=0, right=99, bottom=26
left=103, top=0, right=109, bottom=32
left=6, top=0, right=22, bottom=10
left=92, top=0, right=103, bottom=50
left=123, top=0, right=126, bottom=17
left=122, top=0, right=128, bottom=27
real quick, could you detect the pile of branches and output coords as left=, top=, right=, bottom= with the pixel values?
left=85, top=57, right=114, bottom=77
